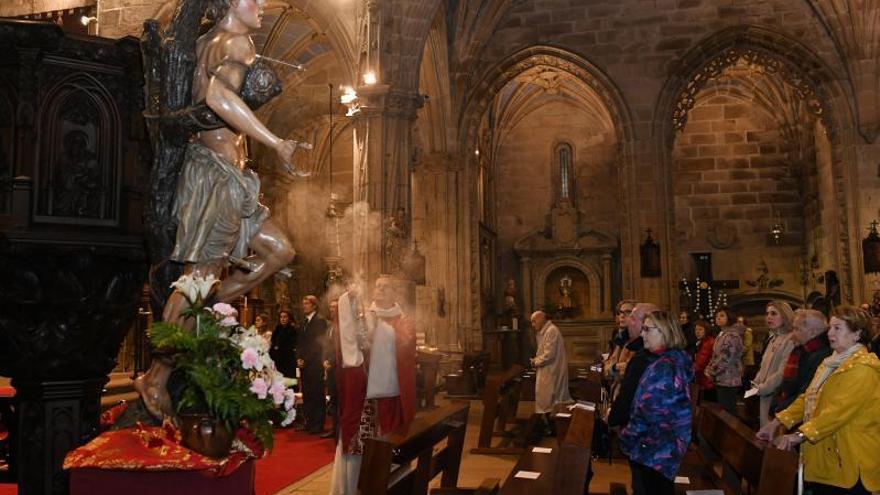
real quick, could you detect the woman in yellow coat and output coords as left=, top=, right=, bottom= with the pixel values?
left=756, top=305, right=880, bottom=495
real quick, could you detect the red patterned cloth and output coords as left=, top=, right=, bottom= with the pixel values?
left=69, top=459, right=255, bottom=495
left=63, top=421, right=253, bottom=477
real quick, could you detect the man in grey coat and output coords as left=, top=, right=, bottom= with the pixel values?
left=530, top=311, right=573, bottom=434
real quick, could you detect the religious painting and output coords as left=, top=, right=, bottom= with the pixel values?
left=34, top=75, right=120, bottom=226
left=863, top=222, right=880, bottom=274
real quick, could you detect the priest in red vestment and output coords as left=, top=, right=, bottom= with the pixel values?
left=329, top=275, right=416, bottom=495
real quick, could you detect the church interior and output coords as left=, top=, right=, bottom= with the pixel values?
left=2, top=0, right=880, bottom=494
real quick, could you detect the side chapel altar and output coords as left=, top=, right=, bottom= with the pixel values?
left=510, top=199, right=618, bottom=366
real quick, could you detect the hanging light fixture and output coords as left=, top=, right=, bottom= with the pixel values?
left=770, top=222, right=784, bottom=244
left=768, top=209, right=784, bottom=245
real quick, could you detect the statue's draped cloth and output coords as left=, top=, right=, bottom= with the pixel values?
left=170, top=143, right=268, bottom=263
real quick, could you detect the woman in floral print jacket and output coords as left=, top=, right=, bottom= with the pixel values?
left=705, top=307, right=744, bottom=415
left=619, top=311, right=693, bottom=495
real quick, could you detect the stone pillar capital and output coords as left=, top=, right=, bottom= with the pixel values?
left=353, top=85, right=424, bottom=119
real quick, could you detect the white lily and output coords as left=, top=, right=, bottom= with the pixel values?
left=170, top=273, right=219, bottom=305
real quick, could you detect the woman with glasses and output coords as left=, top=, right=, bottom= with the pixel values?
left=603, top=300, right=636, bottom=383
left=619, top=311, right=693, bottom=495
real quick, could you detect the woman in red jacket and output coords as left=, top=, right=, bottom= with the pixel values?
left=692, top=319, right=716, bottom=403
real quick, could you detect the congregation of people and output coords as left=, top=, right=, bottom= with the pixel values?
left=600, top=299, right=880, bottom=495
left=252, top=282, right=880, bottom=495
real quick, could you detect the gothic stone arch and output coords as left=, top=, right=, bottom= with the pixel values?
left=654, top=25, right=862, bottom=305
left=460, top=45, right=638, bottom=318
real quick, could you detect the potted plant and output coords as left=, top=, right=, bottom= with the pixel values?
left=149, top=274, right=296, bottom=457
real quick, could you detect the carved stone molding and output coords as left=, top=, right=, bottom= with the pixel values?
left=659, top=26, right=857, bottom=304
left=671, top=47, right=832, bottom=136
left=356, top=84, right=425, bottom=119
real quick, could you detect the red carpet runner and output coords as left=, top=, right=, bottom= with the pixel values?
left=255, top=428, right=336, bottom=495
left=0, top=428, right=336, bottom=495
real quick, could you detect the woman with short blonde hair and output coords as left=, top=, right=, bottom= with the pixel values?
left=647, top=310, right=688, bottom=351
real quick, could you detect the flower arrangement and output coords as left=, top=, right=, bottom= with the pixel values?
left=149, top=274, right=296, bottom=452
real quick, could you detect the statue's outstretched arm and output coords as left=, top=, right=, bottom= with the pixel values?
left=204, top=38, right=310, bottom=174
left=206, top=78, right=308, bottom=172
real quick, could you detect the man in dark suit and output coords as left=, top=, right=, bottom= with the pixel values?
left=298, top=295, right=328, bottom=434
left=320, top=300, right=339, bottom=439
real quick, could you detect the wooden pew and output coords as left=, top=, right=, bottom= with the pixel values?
left=359, top=401, right=498, bottom=495
left=552, top=401, right=596, bottom=447
left=497, top=405, right=593, bottom=495
left=569, top=367, right=603, bottom=404
left=697, top=403, right=764, bottom=492
left=471, top=365, right=536, bottom=455
left=676, top=403, right=798, bottom=495
left=416, top=349, right=444, bottom=410
left=445, top=352, right=491, bottom=399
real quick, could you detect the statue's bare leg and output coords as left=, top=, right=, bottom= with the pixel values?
left=136, top=263, right=222, bottom=420
left=215, top=218, right=295, bottom=302
left=134, top=353, right=175, bottom=419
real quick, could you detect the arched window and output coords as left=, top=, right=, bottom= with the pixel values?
left=559, top=144, right=572, bottom=200
left=554, top=142, right=575, bottom=205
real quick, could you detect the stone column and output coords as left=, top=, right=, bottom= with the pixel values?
left=519, top=256, right=532, bottom=316
left=412, top=152, right=461, bottom=352
left=602, top=254, right=613, bottom=316
left=350, top=84, right=424, bottom=287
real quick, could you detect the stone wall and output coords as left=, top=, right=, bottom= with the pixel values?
left=475, top=0, right=877, bottom=305
left=0, top=0, right=92, bottom=17
left=494, top=99, right=618, bottom=295
left=672, top=92, right=805, bottom=290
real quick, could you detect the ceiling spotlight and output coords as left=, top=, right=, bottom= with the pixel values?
left=362, top=71, right=377, bottom=85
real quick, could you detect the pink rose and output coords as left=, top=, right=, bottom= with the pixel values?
left=241, top=348, right=261, bottom=370
left=269, top=381, right=285, bottom=405
left=249, top=377, right=268, bottom=399
left=212, top=302, right=238, bottom=317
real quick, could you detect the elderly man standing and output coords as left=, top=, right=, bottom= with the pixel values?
left=772, top=309, right=832, bottom=415
left=530, top=311, right=573, bottom=433
left=607, top=302, right=659, bottom=429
